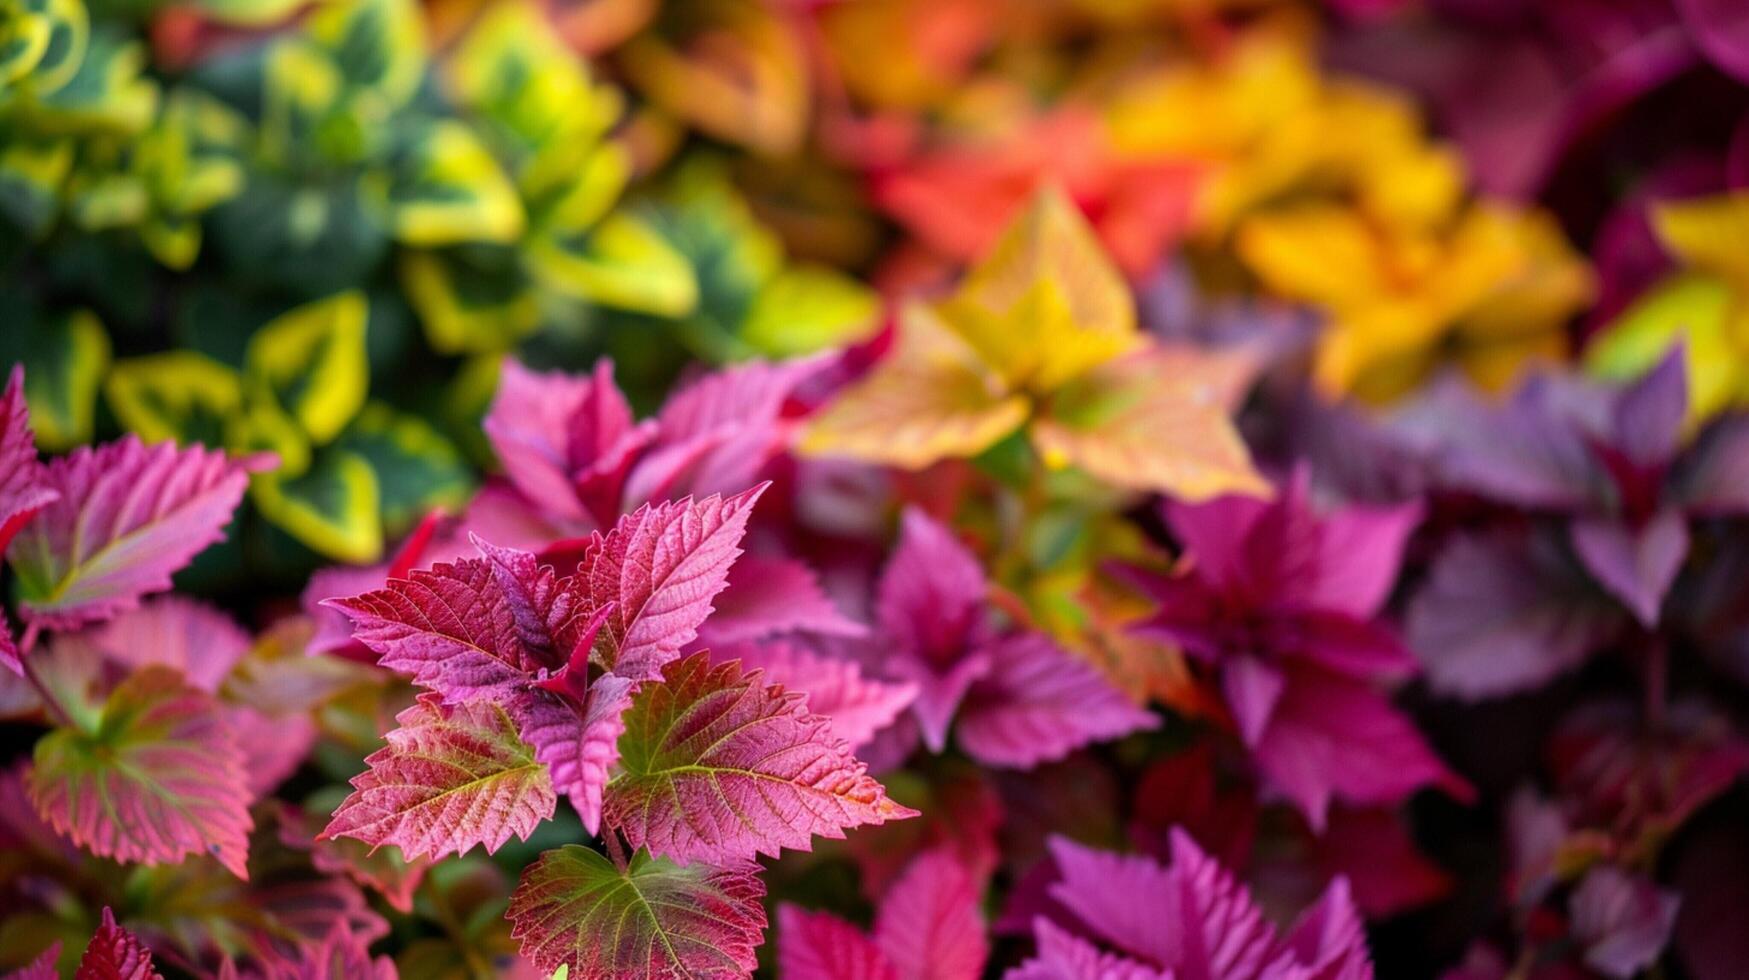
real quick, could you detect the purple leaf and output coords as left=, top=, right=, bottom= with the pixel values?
left=1610, top=346, right=1688, bottom=469
left=9, top=436, right=263, bottom=631
left=1568, top=511, right=1689, bottom=626
left=1408, top=531, right=1626, bottom=700
left=1669, top=416, right=1749, bottom=514
left=1569, top=866, right=1681, bottom=980
left=954, top=634, right=1159, bottom=768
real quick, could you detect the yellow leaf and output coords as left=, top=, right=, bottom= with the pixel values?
left=939, top=188, right=1139, bottom=390
left=1236, top=203, right=1390, bottom=312
left=105, top=351, right=243, bottom=445
left=1652, top=192, right=1749, bottom=288
left=799, top=302, right=1029, bottom=468
left=1584, top=273, right=1749, bottom=424
left=1031, top=344, right=1268, bottom=501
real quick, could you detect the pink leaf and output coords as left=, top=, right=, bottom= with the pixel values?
left=606, top=652, right=918, bottom=865
left=955, top=634, right=1159, bottom=769
left=323, top=694, right=555, bottom=861
left=647, top=356, right=827, bottom=498
left=712, top=642, right=916, bottom=749
left=483, top=359, right=639, bottom=524
left=507, top=845, right=767, bottom=979
left=572, top=487, right=766, bottom=680
left=74, top=908, right=163, bottom=980
left=8, top=436, right=261, bottom=631
left=874, top=849, right=989, bottom=980
left=1047, top=836, right=1198, bottom=969
left=92, top=597, right=251, bottom=693
left=778, top=906, right=899, bottom=980
left=228, top=704, right=318, bottom=801
left=324, top=554, right=560, bottom=703
left=699, top=555, right=869, bottom=646
left=509, top=674, right=636, bottom=836
left=28, top=666, right=253, bottom=878
left=249, top=921, right=397, bottom=980
left=3, top=942, right=60, bottom=980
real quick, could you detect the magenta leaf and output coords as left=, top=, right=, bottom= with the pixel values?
left=247, top=920, right=397, bottom=980
left=323, top=694, right=556, bottom=862
left=955, top=634, right=1158, bottom=769
left=647, top=355, right=826, bottom=498
left=0, top=365, right=56, bottom=568
left=877, top=508, right=989, bottom=667
left=1569, top=866, right=1681, bottom=980
left=7, top=436, right=263, bottom=631
left=572, top=486, right=766, bottom=680
left=605, top=651, right=918, bottom=865
left=4, top=942, right=60, bottom=980
left=28, top=666, right=253, bottom=877
left=873, top=849, right=989, bottom=980
left=483, top=359, right=644, bottom=525
left=778, top=906, right=899, bottom=980
left=74, top=908, right=163, bottom=980
left=507, top=845, right=767, bottom=979
left=1005, top=919, right=1170, bottom=980
left=712, top=642, right=917, bottom=750
left=699, top=555, right=868, bottom=646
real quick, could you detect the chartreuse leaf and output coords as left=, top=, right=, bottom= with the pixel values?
left=323, top=694, right=555, bottom=862
left=105, top=350, right=243, bottom=447
left=507, top=845, right=767, bottom=979
left=334, top=400, right=474, bottom=537
left=302, top=0, right=425, bottom=111
left=605, top=652, right=918, bottom=865
left=250, top=445, right=382, bottom=562
left=527, top=208, right=697, bottom=316
left=0, top=304, right=109, bottom=450
left=373, top=119, right=524, bottom=247
left=1583, top=272, right=1749, bottom=425
left=26, top=666, right=253, bottom=878
left=244, top=292, right=369, bottom=445
left=399, top=246, right=541, bottom=354
left=740, top=265, right=878, bottom=358
left=8, top=436, right=257, bottom=629
left=17, top=27, right=156, bottom=136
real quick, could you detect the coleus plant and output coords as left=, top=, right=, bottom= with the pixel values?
left=319, top=485, right=918, bottom=976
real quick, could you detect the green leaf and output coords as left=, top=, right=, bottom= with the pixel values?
left=250, top=445, right=383, bottom=562
left=302, top=0, right=426, bottom=109
left=506, top=846, right=767, bottom=979
left=0, top=133, right=74, bottom=238
left=334, top=401, right=474, bottom=537
left=740, top=264, right=879, bottom=358
left=0, top=0, right=88, bottom=99
left=210, top=169, right=390, bottom=295
left=244, top=292, right=370, bottom=445
left=14, top=28, right=157, bottom=137
left=27, top=666, right=253, bottom=878
left=106, top=350, right=243, bottom=447
left=0, top=304, right=109, bottom=451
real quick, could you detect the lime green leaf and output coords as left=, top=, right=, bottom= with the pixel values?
left=741, top=265, right=879, bottom=358
left=0, top=0, right=88, bottom=98
left=244, top=292, right=370, bottom=445
left=27, top=666, right=253, bottom=878
left=0, top=305, right=109, bottom=451
left=303, top=0, right=426, bottom=108
left=106, top=350, right=243, bottom=447
left=334, top=401, right=474, bottom=537
left=251, top=445, right=383, bottom=562
left=373, top=120, right=525, bottom=247
left=400, top=247, right=541, bottom=354
left=1583, top=272, right=1748, bottom=423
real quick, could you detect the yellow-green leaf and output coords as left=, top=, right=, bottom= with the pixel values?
left=105, top=350, right=243, bottom=447
left=741, top=265, right=879, bottom=358
left=244, top=292, right=370, bottom=445
left=251, top=446, right=383, bottom=562
left=335, top=402, right=474, bottom=537
left=400, top=248, right=541, bottom=355
left=1, top=306, right=110, bottom=451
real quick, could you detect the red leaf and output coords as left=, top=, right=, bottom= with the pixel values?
left=606, top=652, right=918, bottom=865
left=74, top=908, right=163, bottom=980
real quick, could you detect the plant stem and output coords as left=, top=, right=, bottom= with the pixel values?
left=20, top=652, right=74, bottom=729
